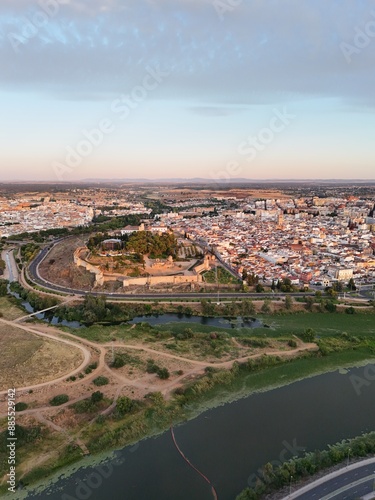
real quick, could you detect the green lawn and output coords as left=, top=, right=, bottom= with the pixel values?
left=0, top=296, right=24, bottom=320
left=203, top=267, right=240, bottom=284
left=253, top=311, right=375, bottom=339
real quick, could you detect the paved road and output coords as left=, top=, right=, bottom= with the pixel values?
left=2, top=249, right=18, bottom=282
left=287, top=458, right=375, bottom=500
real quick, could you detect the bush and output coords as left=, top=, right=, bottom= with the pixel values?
left=91, top=391, right=104, bottom=403
left=93, top=376, right=109, bottom=386
left=288, top=339, right=297, bottom=348
left=345, top=307, right=356, bottom=314
left=96, top=415, right=106, bottom=425
left=301, top=328, right=315, bottom=343
left=15, top=402, right=28, bottom=411
left=146, top=359, right=159, bottom=374
left=157, top=367, right=170, bottom=380
left=85, top=362, right=98, bottom=374
left=49, top=394, right=69, bottom=406
left=325, top=301, right=337, bottom=313
left=116, top=396, right=134, bottom=415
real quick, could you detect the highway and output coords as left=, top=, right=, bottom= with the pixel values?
left=2, top=248, right=19, bottom=283
left=287, top=458, right=375, bottom=500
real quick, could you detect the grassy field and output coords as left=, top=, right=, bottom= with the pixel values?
left=253, top=311, right=375, bottom=339
left=0, top=296, right=24, bottom=320
left=0, top=322, right=83, bottom=390
left=203, top=267, right=240, bottom=284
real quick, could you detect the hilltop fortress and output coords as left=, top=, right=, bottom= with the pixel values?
left=73, top=247, right=216, bottom=288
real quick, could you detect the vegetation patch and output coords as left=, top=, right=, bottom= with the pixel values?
left=49, top=394, right=69, bottom=406
left=236, top=431, right=375, bottom=499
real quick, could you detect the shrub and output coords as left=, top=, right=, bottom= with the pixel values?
left=49, top=394, right=69, bottom=406
left=116, top=396, right=134, bottom=415
left=111, top=356, right=125, bottom=368
left=85, top=362, right=98, bottom=375
left=93, top=376, right=109, bottom=386
left=157, top=367, right=170, bottom=380
left=91, top=391, right=104, bottom=403
left=15, top=402, right=28, bottom=412
left=96, top=415, right=106, bottom=425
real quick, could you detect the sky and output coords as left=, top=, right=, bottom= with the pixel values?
left=0, top=0, right=375, bottom=182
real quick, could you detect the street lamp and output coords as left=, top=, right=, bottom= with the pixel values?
left=347, top=448, right=351, bottom=467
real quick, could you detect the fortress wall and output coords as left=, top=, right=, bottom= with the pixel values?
left=123, top=274, right=202, bottom=287
left=74, top=247, right=205, bottom=288
left=74, top=247, right=104, bottom=286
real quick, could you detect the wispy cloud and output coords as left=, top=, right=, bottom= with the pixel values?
left=0, top=0, right=375, bottom=107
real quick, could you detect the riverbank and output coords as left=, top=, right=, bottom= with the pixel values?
left=2, top=296, right=375, bottom=497
left=235, top=432, right=375, bottom=499
left=5, top=346, right=375, bottom=499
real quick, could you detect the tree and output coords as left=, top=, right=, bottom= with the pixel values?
left=116, top=396, right=133, bottom=415
left=0, top=279, right=8, bottom=296
left=261, top=299, right=272, bottom=314
left=247, top=273, right=259, bottom=286
left=280, top=278, right=294, bottom=293
left=241, top=299, right=256, bottom=317
left=325, top=301, right=337, bottom=313
left=157, top=367, right=170, bottom=380
left=302, top=328, right=315, bottom=342
left=91, top=391, right=104, bottom=403
left=325, top=288, right=338, bottom=299
left=305, top=296, right=314, bottom=311
left=256, top=283, right=264, bottom=293
left=284, top=296, right=293, bottom=310
left=347, top=278, right=356, bottom=291
left=332, top=281, right=343, bottom=293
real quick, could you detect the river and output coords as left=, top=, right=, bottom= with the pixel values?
left=23, top=362, right=375, bottom=500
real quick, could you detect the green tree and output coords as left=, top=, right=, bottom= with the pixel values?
left=91, top=391, right=104, bottom=403
left=241, top=299, right=256, bottom=317
left=325, top=301, right=337, bottom=313
left=116, top=396, right=134, bottom=415
left=347, top=278, right=356, bottom=291
left=302, top=328, right=316, bottom=342
left=261, top=299, right=272, bottom=314
left=284, top=296, right=293, bottom=310
left=332, top=281, right=343, bottom=292
left=305, top=296, right=314, bottom=311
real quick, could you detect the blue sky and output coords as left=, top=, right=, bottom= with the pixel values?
left=0, top=0, right=374, bottom=181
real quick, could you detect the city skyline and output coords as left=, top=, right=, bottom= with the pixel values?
left=1, top=0, right=375, bottom=181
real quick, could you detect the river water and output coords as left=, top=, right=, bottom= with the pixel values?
left=24, top=363, right=375, bottom=500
